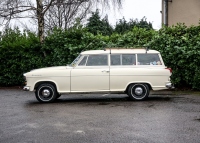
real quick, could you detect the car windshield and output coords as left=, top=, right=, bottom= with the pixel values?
left=70, top=54, right=82, bottom=67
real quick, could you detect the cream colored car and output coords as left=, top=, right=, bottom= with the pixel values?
left=23, top=49, right=173, bottom=103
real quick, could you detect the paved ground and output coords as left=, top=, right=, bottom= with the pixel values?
left=0, top=89, right=200, bottom=143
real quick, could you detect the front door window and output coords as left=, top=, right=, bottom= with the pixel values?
left=86, top=55, right=108, bottom=66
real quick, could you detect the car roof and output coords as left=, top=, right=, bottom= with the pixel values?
left=81, top=49, right=160, bottom=55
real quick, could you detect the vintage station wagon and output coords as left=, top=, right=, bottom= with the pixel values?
left=23, top=48, right=173, bottom=103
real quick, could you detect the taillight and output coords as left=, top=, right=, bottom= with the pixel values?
left=166, top=68, right=172, bottom=73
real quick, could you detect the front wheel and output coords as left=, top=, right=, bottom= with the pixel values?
left=35, top=84, right=57, bottom=103
left=128, top=84, right=149, bottom=101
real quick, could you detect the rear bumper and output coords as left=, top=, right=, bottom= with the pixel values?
left=23, top=86, right=30, bottom=91
left=166, top=83, right=175, bottom=89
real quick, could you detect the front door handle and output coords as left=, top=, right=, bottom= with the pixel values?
left=102, top=70, right=110, bottom=73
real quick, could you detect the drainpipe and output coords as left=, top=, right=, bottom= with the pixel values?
left=163, top=0, right=168, bottom=26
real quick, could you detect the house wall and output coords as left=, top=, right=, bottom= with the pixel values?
left=162, top=0, right=200, bottom=26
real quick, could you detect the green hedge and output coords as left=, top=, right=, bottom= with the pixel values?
left=0, top=29, right=43, bottom=85
left=150, top=24, right=200, bottom=89
left=0, top=25, right=200, bottom=89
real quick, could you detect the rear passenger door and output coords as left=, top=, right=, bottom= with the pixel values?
left=110, top=54, right=136, bottom=91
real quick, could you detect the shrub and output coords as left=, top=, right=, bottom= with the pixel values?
left=0, top=28, right=43, bottom=86
left=150, top=24, right=200, bottom=89
left=1, top=24, right=200, bottom=90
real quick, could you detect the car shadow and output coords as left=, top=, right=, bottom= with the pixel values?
left=25, top=95, right=172, bottom=105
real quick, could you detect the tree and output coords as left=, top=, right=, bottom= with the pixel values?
left=44, top=0, right=91, bottom=31
left=115, top=17, right=153, bottom=34
left=0, top=0, right=122, bottom=43
left=86, top=9, right=113, bottom=35
left=0, top=0, right=55, bottom=43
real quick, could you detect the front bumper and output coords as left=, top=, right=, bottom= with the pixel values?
left=23, top=86, right=30, bottom=91
left=166, top=83, right=175, bottom=89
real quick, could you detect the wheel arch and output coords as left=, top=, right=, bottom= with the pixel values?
left=34, top=81, right=58, bottom=91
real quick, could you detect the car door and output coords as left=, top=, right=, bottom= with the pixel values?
left=70, top=54, right=109, bottom=92
left=110, top=54, right=136, bottom=91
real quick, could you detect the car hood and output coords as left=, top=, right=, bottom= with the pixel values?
left=31, top=66, right=70, bottom=71
left=24, top=66, right=72, bottom=77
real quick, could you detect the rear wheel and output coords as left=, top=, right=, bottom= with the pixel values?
left=35, top=84, right=57, bottom=103
left=128, top=84, right=149, bottom=101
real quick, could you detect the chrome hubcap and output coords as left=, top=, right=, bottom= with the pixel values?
left=135, top=87, right=143, bottom=96
left=42, top=89, right=51, bottom=97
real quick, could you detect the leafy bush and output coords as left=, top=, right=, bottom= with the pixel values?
left=150, top=24, right=200, bottom=89
left=1, top=24, right=200, bottom=90
left=109, top=26, right=155, bottom=47
left=43, top=27, right=108, bottom=66
left=0, top=28, right=43, bottom=86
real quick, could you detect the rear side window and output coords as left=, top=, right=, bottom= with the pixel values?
left=122, top=54, right=136, bottom=65
left=111, top=55, right=121, bottom=65
left=137, top=54, right=162, bottom=65
left=111, top=54, right=136, bottom=66
left=86, top=55, right=108, bottom=66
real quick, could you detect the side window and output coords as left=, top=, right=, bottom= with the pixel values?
left=78, top=56, right=87, bottom=66
left=122, top=54, right=136, bottom=65
left=137, top=54, right=162, bottom=65
left=111, top=55, right=121, bottom=65
left=111, top=54, right=136, bottom=66
left=86, top=55, right=108, bottom=66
